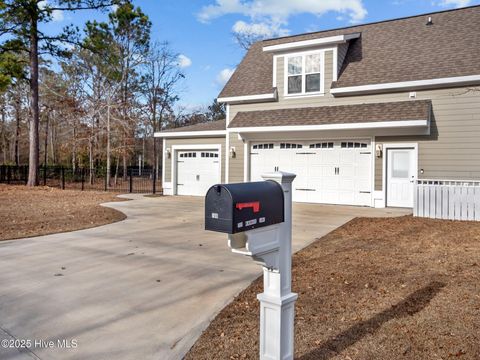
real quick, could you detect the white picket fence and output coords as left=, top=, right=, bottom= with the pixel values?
left=414, top=179, right=480, bottom=221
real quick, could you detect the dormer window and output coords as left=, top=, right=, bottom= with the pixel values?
left=286, top=51, right=324, bottom=96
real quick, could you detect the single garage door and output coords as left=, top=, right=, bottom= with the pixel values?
left=176, top=150, right=220, bottom=196
left=250, top=140, right=372, bottom=206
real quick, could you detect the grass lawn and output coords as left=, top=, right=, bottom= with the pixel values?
left=0, top=184, right=126, bottom=241
left=186, top=216, right=480, bottom=360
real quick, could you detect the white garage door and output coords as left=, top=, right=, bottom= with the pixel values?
left=176, top=150, right=220, bottom=196
left=250, top=140, right=372, bottom=206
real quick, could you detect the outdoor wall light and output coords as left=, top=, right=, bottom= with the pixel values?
left=166, top=148, right=171, bottom=159
left=230, top=146, right=236, bottom=158
left=375, top=144, right=383, bottom=158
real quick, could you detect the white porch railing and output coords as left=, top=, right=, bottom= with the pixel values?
left=414, top=179, right=480, bottom=221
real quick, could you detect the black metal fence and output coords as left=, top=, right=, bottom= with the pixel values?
left=0, top=165, right=162, bottom=194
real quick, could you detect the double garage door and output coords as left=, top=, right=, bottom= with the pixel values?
left=176, top=150, right=220, bottom=196
left=250, top=140, right=372, bottom=206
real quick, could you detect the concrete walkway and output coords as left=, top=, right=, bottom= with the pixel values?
left=0, top=195, right=410, bottom=360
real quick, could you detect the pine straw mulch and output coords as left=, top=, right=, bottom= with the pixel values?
left=0, top=184, right=127, bottom=241
left=185, top=216, right=480, bottom=360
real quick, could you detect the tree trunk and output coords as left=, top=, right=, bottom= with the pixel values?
left=27, top=14, right=39, bottom=186
left=122, top=139, right=127, bottom=181
left=14, top=91, right=21, bottom=166
left=152, top=100, right=158, bottom=180
left=106, top=98, right=111, bottom=186
left=50, top=120, right=56, bottom=164
left=114, top=155, right=119, bottom=185
left=72, top=124, right=76, bottom=171
left=44, top=111, right=49, bottom=166
left=1, top=105, right=6, bottom=164
left=89, top=137, right=94, bottom=185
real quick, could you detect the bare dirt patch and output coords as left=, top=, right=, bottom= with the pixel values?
left=0, top=184, right=127, bottom=241
left=185, top=216, right=480, bottom=360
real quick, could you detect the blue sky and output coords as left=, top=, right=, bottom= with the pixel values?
left=43, top=0, right=480, bottom=111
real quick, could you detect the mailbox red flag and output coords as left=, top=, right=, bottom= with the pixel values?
left=236, top=201, right=261, bottom=213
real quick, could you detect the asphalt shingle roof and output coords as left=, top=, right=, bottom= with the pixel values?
left=228, top=101, right=432, bottom=128
left=162, top=119, right=226, bottom=133
left=219, top=6, right=480, bottom=98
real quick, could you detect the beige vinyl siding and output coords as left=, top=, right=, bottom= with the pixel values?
left=228, top=132, right=244, bottom=183
left=276, top=56, right=284, bottom=95
left=324, top=51, right=334, bottom=93
left=229, top=85, right=480, bottom=188
left=164, top=137, right=226, bottom=183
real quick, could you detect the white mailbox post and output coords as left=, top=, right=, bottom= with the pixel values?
left=226, top=171, right=297, bottom=360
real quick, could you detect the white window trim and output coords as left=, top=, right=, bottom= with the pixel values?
left=284, top=49, right=325, bottom=98
left=273, top=55, right=278, bottom=88
left=382, top=143, right=418, bottom=208
left=332, top=46, right=339, bottom=82
left=171, top=144, right=222, bottom=196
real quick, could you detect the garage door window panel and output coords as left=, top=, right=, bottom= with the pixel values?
left=310, top=142, right=334, bottom=149
left=280, top=143, right=303, bottom=149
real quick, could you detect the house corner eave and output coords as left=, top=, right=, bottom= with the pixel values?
left=217, top=89, right=278, bottom=105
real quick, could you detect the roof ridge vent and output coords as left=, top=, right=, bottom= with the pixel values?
left=426, top=16, right=433, bottom=25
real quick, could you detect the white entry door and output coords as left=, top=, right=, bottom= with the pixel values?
left=387, top=148, right=416, bottom=208
left=250, top=140, right=372, bottom=206
left=176, top=150, right=220, bottom=196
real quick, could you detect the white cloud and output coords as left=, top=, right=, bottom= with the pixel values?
left=178, top=54, right=192, bottom=68
left=51, top=9, right=64, bottom=22
left=232, top=20, right=289, bottom=39
left=216, top=68, right=235, bottom=86
left=435, top=0, right=471, bottom=7
left=198, top=0, right=367, bottom=25
left=38, top=0, right=64, bottom=22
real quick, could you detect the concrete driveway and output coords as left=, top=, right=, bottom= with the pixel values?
left=0, top=195, right=409, bottom=360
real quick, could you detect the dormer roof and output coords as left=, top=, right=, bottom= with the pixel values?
left=218, top=6, right=480, bottom=99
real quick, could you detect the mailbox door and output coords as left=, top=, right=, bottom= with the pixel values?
left=232, top=181, right=284, bottom=233
left=205, top=186, right=234, bottom=233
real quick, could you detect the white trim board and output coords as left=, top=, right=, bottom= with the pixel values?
left=228, top=120, right=428, bottom=134
left=225, top=104, right=230, bottom=183
left=243, top=140, right=250, bottom=182
left=155, top=130, right=226, bottom=138
left=331, top=75, right=480, bottom=96
left=171, top=144, right=222, bottom=196
left=217, top=92, right=277, bottom=104
left=162, top=137, right=166, bottom=190
left=263, top=33, right=360, bottom=52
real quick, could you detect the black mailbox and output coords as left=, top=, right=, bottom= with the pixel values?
left=205, top=181, right=284, bottom=234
